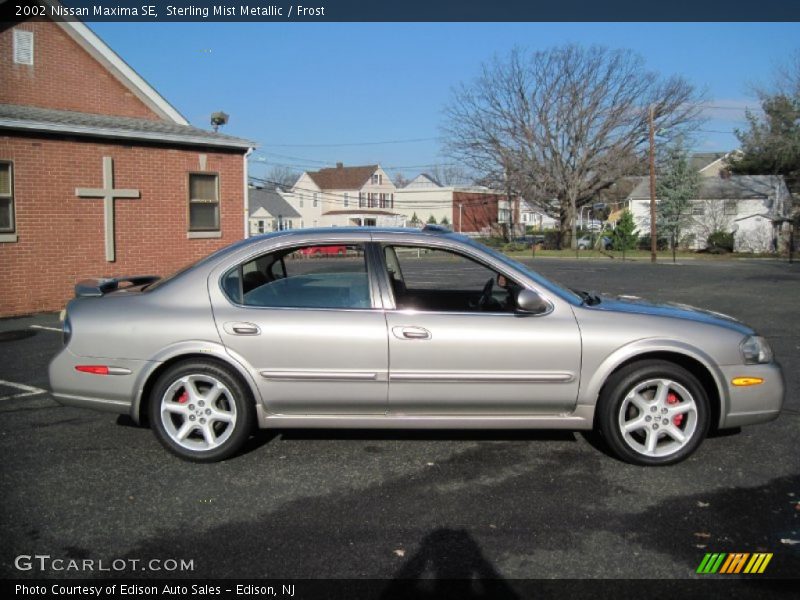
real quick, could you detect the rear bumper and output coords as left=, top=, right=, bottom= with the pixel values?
left=718, top=362, right=785, bottom=428
left=48, top=347, right=153, bottom=416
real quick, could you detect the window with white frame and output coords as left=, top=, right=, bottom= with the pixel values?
left=189, top=173, right=220, bottom=231
left=13, top=29, right=34, bottom=65
left=313, top=193, right=318, bottom=207
left=0, top=162, right=14, bottom=233
left=724, top=200, right=737, bottom=215
left=344, top=192, right=349, bottom=207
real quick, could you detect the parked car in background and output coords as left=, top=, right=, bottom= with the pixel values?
left=578, top=235, right=612, bottom=250
left=50, top=226, right=783, bottom=465
left=514, top=234, right=546, bottom=246
left=298, top=245, right=347, bottom=257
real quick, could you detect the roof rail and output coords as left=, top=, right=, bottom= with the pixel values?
left=421, top=224, right=452, bottom=233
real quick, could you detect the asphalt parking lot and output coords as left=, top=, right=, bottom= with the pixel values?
left=0, top=257, right=798, bottom=586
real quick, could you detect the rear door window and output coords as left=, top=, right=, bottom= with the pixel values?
left=222, top=244, right=372, bottom=309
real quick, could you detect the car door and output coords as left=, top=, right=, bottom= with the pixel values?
left=209, top=241, right=389, bottom=415
left=378, top=243, right=581, bottom=415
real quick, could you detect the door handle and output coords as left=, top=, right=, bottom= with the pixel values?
left=392, top=326, right=431, bottom=340
left=224, top=322, right=261, bottom=336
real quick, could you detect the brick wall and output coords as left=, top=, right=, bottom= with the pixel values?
left=452, top=191, right=503, bottom=234
left=0, top=134, right=245, bottom=316
left=0, top=20, right=160, bottom=120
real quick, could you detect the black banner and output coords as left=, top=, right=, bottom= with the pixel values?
left=3, top=578, right=800, bottom=599
left=2, top=0, right=800, bottom=23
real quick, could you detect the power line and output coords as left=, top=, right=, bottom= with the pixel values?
left=260, top=137, right=439, bottom=148
left=249, top=154, right=461, bottom=172
left=248, top=176, right=496, bottom=211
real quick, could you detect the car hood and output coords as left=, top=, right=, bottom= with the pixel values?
left=585, top=294, right=753, bottom=335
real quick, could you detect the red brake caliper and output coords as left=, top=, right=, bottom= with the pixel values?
left=667, top=392, right=683, bottom=427
left=177, top=390, right=189, bottom=404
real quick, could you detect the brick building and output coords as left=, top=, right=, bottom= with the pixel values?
left=0, top=17, right=254, bottom=316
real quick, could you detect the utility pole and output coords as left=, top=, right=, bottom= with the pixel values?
left=504, top=159, right=514, bottom=241
left=649, top=104, right=657, bottom=263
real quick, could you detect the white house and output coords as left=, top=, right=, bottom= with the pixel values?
left=519, top=200, right=559, bottom=231
left=284, top=163, right=402, bottom=228
left=248, top=185, right=302, bottom=234
left=626, top=174, right=792, bottom=252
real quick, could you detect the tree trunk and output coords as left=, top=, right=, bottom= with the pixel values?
left=560, top=202, right=577, bottom=249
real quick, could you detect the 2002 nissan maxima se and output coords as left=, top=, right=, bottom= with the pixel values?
left=49, top=226, right=784, bottom=465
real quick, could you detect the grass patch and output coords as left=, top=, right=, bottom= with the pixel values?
left=503, top=248, right=780, bottom=261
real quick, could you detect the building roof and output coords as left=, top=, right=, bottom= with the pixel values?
left=0, top=103, right=255, bottom=150
left=690, top=152, right=727, bottom=173
left=306, top=164, right=379, bottom=190
left=403, top=173, right=442, bottom=189
left=628, top=175, right=788, bottom=201
left=249, top=187, right=301, bottom=219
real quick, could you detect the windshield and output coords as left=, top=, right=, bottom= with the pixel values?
left=465, top=238, right=583, bottom=305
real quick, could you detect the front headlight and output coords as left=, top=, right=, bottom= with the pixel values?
left=740, top=335, right=773, bottom=364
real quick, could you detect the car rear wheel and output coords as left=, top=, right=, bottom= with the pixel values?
left=597, top=360, right=710, bottom=466
left=150, top=360, right=254, bottom=462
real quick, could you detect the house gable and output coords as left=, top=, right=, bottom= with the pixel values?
left=1, top=18, right=186, bottom=123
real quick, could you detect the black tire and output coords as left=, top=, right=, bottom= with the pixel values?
left=150, top=360, right=255, bottom=462
left=597, top=360, right=710, bottom=466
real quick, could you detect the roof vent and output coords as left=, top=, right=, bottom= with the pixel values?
left=13, top=29, right=34, bottom=65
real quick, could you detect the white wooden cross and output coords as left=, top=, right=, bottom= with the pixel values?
left=75, top=157, right=140, bottom=262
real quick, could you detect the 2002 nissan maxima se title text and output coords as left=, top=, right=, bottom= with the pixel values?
left=49, top=227, right=784, bottom=465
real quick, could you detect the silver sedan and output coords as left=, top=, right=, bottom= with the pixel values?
left=49, top=226, right=784, bottom=465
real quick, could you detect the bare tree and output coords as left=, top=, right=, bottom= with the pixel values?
left=264, top=165, right=300, bottom=190
left=392, top=172, right=410, bottom=189
left=770, top=48, right=800, bottom=99
left=442, top=44, right=702, bottom=248
left=426, top=164, right=473, bottom=187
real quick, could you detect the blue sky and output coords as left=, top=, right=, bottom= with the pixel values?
left=91, top=22, right=800, bottom=181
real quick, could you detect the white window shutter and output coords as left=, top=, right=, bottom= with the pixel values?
left=13, top=29, right=34, bottom=65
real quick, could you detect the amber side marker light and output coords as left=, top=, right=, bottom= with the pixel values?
left=732, top=377, right=764, bottom=387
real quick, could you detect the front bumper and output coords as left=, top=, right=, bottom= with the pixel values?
left=718, top=362, right=785, bottom=428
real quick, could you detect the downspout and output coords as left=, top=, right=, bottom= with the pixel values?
left=244, top=147, right=253, bottom=239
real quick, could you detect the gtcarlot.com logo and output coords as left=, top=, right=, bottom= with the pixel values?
left=696, top=552, right=773, bottom=574
left=14, top=554, right=194, bottom=573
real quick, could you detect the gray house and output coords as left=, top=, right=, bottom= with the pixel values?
left=248, top=186, right=302, bottom=234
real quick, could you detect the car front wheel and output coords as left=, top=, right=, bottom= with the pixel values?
left=150, top=360, right=254, bottom=462
left=597, top=360, right=710, bottom=466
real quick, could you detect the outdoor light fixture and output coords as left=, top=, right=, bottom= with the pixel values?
left=210, top=111, right=229, bottom=132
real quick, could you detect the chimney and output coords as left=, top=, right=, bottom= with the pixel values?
left=336, top=162, right=344, bottom=169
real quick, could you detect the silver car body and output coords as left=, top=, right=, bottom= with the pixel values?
left=49, top=228, right=784, bottom=435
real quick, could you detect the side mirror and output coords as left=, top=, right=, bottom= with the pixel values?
left=516, top=289, right=551, bottom=315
